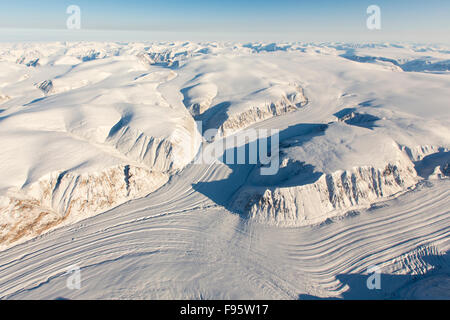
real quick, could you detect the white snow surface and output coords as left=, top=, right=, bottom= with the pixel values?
left=0, top=41, right=449, bottom=299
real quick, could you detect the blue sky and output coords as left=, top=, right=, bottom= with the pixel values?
left=0, top=0, right=449, bottom=42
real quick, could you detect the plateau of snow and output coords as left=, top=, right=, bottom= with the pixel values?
left=0, top=41, right=449, bottom=299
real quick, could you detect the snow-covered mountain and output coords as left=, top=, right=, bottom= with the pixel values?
left=0, top=41, right=449, bottom=299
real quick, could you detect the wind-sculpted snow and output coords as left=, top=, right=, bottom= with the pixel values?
left=0, top=41, right=449, bottom=298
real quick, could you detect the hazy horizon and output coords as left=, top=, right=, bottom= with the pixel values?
left=0, top=0, right=449, bottom=43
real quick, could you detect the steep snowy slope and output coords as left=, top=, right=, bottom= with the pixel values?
left=1, top=41, right=450, bottom=247
left=232, top=123, right=419, bottom=225
left=0, top=48, right=201, bottom=249
left=0, top=163, right=448, bottom=300
left=178, top=55, right=308, bottom=137
left=208, top=46, right=450, bottom=226
left=232, top=106, right=449, bottom=225
left=0, top=42, right=449, bottom=299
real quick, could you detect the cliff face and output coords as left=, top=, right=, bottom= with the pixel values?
left=229, top=121, right=433, bottom=226
left=0, top=115, right=201, bottom=250
left=218, top=88, right=308, bottom=137
left=1, top=41, right=449, bottom=253
left=106, top=117, right=201, bottom=174
left=0, top=114, right=201, bottom=249
left=0, top=53, right=202, bottom=250
left=0, top=165, right=167, bottom=250
left=207, top=85, right=308, bottom=138
left=232, top=160, right=418, bottom=226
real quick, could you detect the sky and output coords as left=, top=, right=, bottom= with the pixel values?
left=0, top=0, right=449, bottom=43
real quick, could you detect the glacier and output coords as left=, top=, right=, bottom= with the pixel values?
left=0, top=41, right=449, bottom=299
